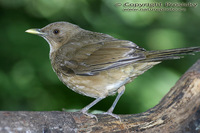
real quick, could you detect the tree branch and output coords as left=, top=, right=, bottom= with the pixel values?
left=1, top=60, right=200, bottom=133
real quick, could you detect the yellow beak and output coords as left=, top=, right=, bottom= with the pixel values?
left=25, top=29, right=45, bottom=35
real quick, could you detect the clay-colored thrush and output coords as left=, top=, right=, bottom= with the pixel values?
left=26, top=22, right=200, bottom=120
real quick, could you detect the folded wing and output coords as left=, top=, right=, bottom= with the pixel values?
left=65, top=40, right=146, bottom=75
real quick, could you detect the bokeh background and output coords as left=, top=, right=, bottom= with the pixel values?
left=0, top=0, right=200, bottom=114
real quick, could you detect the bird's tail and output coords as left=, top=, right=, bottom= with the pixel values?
left=143, top=47, right=200, bottom=62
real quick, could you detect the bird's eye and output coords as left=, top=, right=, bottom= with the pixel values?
left=53, top=29, right=60, bottom=34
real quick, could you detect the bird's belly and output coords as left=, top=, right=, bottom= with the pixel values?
left=58, top=62, right=160, bottom=98
left=59, top=65, right=134, bottom=98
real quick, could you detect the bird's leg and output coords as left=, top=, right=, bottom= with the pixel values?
left=81, top=97, right=105, bottom=121
left=103, top=86, right=125, bottom=121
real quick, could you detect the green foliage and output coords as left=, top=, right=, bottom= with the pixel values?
left=0, top=0, right=200, bottom=114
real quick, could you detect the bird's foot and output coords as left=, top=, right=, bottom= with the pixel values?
left=103, top=112, right=121, bottom=122
left=81, top=111, right=98, bottom=121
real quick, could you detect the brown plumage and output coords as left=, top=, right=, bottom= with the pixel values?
left=26, top=22, right=200, bottom=120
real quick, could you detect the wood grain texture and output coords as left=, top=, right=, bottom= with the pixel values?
left=0, top=59, right=200, bottom=133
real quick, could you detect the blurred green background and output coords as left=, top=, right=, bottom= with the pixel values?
left=0, top=0, right=200, bottom=114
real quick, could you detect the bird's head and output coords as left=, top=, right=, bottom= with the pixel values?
left=26, top=22, right=80, bottom=53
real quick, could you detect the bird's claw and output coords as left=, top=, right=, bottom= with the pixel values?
left=103, top=112, right=121, bottom=122
left=81, top=111, right=98, bottom=121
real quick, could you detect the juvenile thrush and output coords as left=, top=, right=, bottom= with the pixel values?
left=26, top=22, right=200, bottom=120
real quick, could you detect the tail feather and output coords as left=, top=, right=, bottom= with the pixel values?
left=143, top=47, right=200, bottom=62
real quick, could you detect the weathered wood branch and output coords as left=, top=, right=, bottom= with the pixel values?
left=1, top=60, right=200, bottom=133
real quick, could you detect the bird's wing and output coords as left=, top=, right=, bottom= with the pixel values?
left=60, top=40, right=146, bottom=76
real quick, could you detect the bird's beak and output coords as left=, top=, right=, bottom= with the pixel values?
left=25, top=29, right=46, bottom=36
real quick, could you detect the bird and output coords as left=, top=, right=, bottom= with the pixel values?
left=26, top=21, right=200, bottom=120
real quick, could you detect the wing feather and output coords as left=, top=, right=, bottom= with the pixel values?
left=69, top=40, right=146, bottom=75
